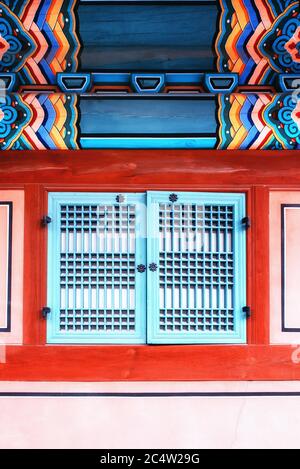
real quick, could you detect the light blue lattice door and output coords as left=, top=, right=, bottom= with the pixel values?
left=147, top=192, right=247, bottom=344
left=47, top=193, right=147, bottom=343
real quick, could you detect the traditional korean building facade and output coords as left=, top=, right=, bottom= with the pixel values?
left=0, top=0, right=300, bottom=448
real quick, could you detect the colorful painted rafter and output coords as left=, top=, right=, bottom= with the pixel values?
left=218, top=92, right=300, bottom=149
left=0, top=0, right=299, bottom=150
left=0, top=1, right=299, bottom=89
left=216, top=0, right=300, bottom=85
left=0, top=0, right=80, bottom=85
left=0, top=93, right=78, bottom=149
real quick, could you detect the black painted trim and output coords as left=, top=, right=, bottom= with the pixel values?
left=0, top=202, right=13, bottom=333
left=0, top=392, right=300, bottom=398
left=281, top=204, right=300, bottom=333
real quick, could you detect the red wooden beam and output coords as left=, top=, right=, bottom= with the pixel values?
left=0, top=150, right=300, bottom=186
left=249, top=187, right=270, bottom=344
left=0, top=345, right=299, bottom=381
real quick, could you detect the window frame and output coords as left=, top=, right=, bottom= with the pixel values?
left=47, top=192, right=147, bottom=344
left=146, top=191, right=247, bottom=344
left=46, top=190, right=247, bottom=345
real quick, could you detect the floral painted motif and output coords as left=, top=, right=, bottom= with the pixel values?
left=0, top=34, right=10, bottom=61
left=217, top=0, right=300, bottom=84
left=0, top=3, right=35, bottom=72
left=264, top=94, right=300, bottom=148
left=218, top=92, right=300, bottom=150
left=285, top=26, right=300, bottom=64
left=291, top=99, right=300, bottom=127
left=261, top=3, right=300, bottom=74
left=0, top=93, right=78, bottom=150
left=0, top=94, right=31, bottom=149
left=0, top=1, right=299, bottom=151
left=0, top=0, right=80, bottom=84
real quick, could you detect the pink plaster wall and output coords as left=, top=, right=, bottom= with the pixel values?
left=270, top=192, right=300, bottom=344
left=0, top=191, right=24, bottom=345
left=283, top=207, right=300, bottom=330
left=0, top=205, right=10, bottom=330
left=0, top=382, right=300, bottom=449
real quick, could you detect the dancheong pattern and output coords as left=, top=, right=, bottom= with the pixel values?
left=0, top=3, right=34, bottom=73
left=0, top=0, right=299, bottom=150
left=0, top=93, right=31, bottom=148
left=218, top=93, right=300, bottom=149
left=217, top=0, right=300, bottom=85
left=0, top=0, right=79, bottom=84
left=0, top=93, right=78, bottom=150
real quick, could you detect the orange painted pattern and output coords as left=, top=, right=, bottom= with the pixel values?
left=19, top=0, right=79, bottom=84
left=20, top=93, right=78, bottom=150
left=218, top=94, right=274, bottom=149
left=216, top=0, right=296, bottom=84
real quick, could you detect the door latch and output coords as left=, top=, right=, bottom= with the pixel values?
left=42, top=307, right=51, bottom=319
left=42, top=215, right=52, bottom=227
left=242, top=217, right=251, bottom=229
left=243, top=306, right=251, bottom=319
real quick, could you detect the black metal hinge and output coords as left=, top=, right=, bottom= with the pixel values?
left=242, top=217, right=251, bottom=229
left=42, top=307, right=51, bottom=319
left=41, top=215, right=52, bottom=227
left=243, top=306, right=251, bottom=319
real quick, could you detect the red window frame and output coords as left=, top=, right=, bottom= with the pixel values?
left=0, top=149, right=299, bottom=381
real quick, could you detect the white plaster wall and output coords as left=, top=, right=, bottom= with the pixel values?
left=0, top=382, right=300, bottom=449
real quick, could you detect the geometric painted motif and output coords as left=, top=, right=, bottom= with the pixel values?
left=0, top=93, right=78, bottom=150
left=0, top=0, right=79, bottom=85
left=265, top=93, right=300, bottom=148
left=218, top=93, right=300, bottom=149
left=262, top=3, right=300, bottom=75
left=0, top=93, right=31, bottom=149
left=0, top=3, right=35, bottom=74
left=0, top=0, right=300, bottom=150
left=217, top=0, right=300, bottom=85
left=0, top=0, right=298, bottom=88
